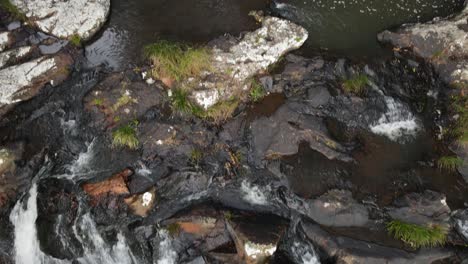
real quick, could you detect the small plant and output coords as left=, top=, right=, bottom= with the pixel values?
left=250, top=79, right=265, bottom=102
left=112, top=93, right=137, bottom=111
left=166, top=222, right=181, bottom=237
left=190, top=148, right=203, bottom=166
left=112, top=122, right=139, bottom=149
left=224, top=211, right=233, bottom=221
left=342, top=74, right=369, bottom=96
left=450, top=95, right=468, bottom=143
left=171, top=88, right=195, bottom=114
left=199, top=99, right=239, bottom=124
left=437, top=156, right=463, bottom=171
left=144, top=40, right=211, bottom=82
left=69, top=34, right=82, bottom=47
left=0, top=0, right=26, bottom=20
left=92, top=98, right=104, bottom=107
left=387, top=220, right=447, bottom=248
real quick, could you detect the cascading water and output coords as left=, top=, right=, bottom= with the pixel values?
left=9, top=180, right=137, bottom=264
left=9, top=183, right=67, bottom=264
left=370, top=96, right=420, bottom=141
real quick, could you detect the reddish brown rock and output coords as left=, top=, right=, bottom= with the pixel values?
left=82, top=169, right=132, bottom=204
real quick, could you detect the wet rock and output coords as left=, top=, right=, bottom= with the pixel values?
left=190, top=15, right=308, bottom=109
left=308, top=189, right=369, bottom=227
left=124, top=187, right=156, bottom=217
left=84, top=72, right=166, bottom=131
left=378, top=4, right=468, bottom=88
left=299, top=219, right=454, bottom=263
left=82, top=168, right=132, bottom=204
left=387, top=190, right=451, bottom=226
left=450, top=142, right=468, bottom=182
left=250, top=103, right=352, bottom=166
left=11, top=0, right=110, bottom=40
left=0, top=148, right=17, bottom=208
left=452, top=209, right=468, bottom=243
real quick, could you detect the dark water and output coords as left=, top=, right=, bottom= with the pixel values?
left=85, top=0, right=269, bottom=69
left=284, top=133, right=468, bottom=209
left=272, top=0, right=465, bottom=57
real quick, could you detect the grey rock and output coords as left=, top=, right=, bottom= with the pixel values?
left=387, top=190, right=451, bottom=226
left=452, top=209, right=468, bottom=242
left=308, top=189, right=369, bottom=227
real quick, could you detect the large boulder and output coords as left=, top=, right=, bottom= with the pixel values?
left=11, top=0, right=110, bottom=40
left=378, top=4, right=468, bottom=89
left=190, top=14, right=308, bottom=109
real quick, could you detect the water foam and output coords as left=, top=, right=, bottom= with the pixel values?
left=370, top=96, right=419, bottom=141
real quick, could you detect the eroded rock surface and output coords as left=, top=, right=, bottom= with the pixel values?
left=11, top=0, right=110, bottom=40
left=378, top=4, right=468, bottom=89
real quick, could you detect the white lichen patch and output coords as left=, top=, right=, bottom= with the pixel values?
left=11, top=0, right=110, bottom=40
left=0, top=46, right=32, bottom=69
left=0, top=32, right=11, bottom=52
left=141, top=192, right=153, bottom=207
left=241, top=180, right=268, bottom=205
left=0, top=57, right=56, bottom=105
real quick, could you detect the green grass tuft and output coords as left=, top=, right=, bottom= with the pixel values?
left=113, top=94, right=137, bottom=111
left=112, top=122, right=139, bottom=149
left=92, top=98, right=104, bottom=107
left=437, top=156, right=463, bottom=171
left=0, top=0, right=25, bottom=20
left=144, top=40, right=211, bottom=82
left=69, top=34, right=82, bottom=47
left=250, top=79, right=265, bottom=102
left=171, top=88, right=196, bottom=114
left=387, top=220, right=447, bottom=248
left=342, top=74, right=369, bottom=96
left=190, top=148, right=203, bottom=166
left=198, top=99, right=239, bottom=124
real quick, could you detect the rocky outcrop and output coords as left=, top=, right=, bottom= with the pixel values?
left=378, top=4, right=468, bottom=89
left=82, top=169, right=132, bottom=202
left=298, top=220, right=454, bottom=264
left=250, top=102, right=353, bottom=166
left=387, top=190, right=451, bottom=226
left=0, top=23, right=73, bottom=117
left=11, top=0, right=110, bottom=40
left=190, top=14, right=308, bottom=109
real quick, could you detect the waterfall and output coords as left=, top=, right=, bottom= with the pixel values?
left=156, top=230, right=177, bottom=264
left=9, top=183, right=137, bottom=264
left=370, top=96, right=419, bottom=141
left=9, top=183, right=67, bottom=264
left=290, top=241, right=320, bottom=264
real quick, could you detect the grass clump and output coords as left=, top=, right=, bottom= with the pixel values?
left=92, top=98, right=104, bottom=106
left=250, top=79, right=265, bottom=102
left=112, top=122, right=139, bottom=149
left=199, top=99, right=239, bottom=124
left=144, top=40, right=211, bottom=82
left=342, top=74, right=369, bottom=96
left=437, top=156, right=463, bottom=171
left=113, top=93, right=137, bottom=111
left=171, top=88, right=198, bottom=114
left=387, top=220, right=447, bottom=248
left=0, top=0, right=25, bottom=20
left=69, top=34, right=82, bottom=47
left=190, top=148, right=203, bottom=166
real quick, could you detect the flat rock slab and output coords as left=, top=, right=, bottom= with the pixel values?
left=11, top=0, right=110, bottom=40
left=191, top=15, right=308, bottom=109
left=378, top=5, right=468, bottom=88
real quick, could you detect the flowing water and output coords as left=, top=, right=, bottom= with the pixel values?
left=3, top=0, right=468, bottom=263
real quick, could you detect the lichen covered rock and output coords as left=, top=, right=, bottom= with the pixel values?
left=190, top=15, right=308, bottom=109
left=11, top=0, right=110, bottom=40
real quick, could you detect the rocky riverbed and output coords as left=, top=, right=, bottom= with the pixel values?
left=0, top=1, right=468, bottom=264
